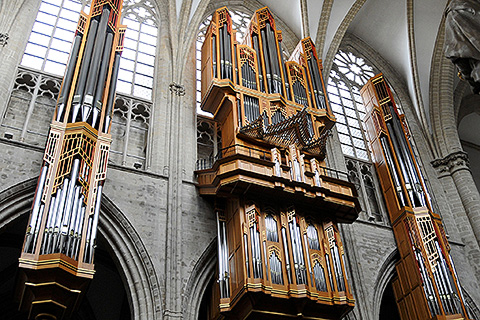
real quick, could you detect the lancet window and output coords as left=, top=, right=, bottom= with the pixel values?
left=4, top=0, right=156, bottom=169
left=328, top=51, right=374, bottom=161
left=21, top=0, right=158, bottom=100
left=328, top=50, right=386, bottom=223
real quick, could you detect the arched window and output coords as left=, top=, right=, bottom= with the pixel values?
left=21, top=0, right=90, bottom=76
left=328, top=50, right=385, bottom=223
left=327, top=51, right=374, bottom=161
left=117, top=1, right=158, bottom=100
left=20, top=0, right=157, bottom=101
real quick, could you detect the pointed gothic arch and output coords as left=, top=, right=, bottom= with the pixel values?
left=0, top=177, right=162, bottom=320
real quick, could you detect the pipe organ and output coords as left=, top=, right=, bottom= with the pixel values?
left=196, top=7, right=361, bottom=319
left=16, top=1, right=125, bottom=319
left=361, top=74, right=470, bottom=320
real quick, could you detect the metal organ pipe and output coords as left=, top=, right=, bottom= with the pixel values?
left=216, top=212, right=226, bottom=298
left=278, top=40, right=290, bottom=100
left=24, top=165, right=49, bottom=253
left=388, top=104, right=426, bottom=207
left=415, top=249, right=440, bottom=315
left=41, top=194, right=56, bottom=254
left=92, top=31, right=114, bottom=129
left=57, top=34, right=82, bottom=122
left=64, top=186, right=80, bottom=255
left=380, top=136, right=406, bottom=207
left=260, top=28, right=272, bottom=93
left=58, top=158, right=81, bottom=253
left=104, top=52, right=121, bottom=133
left=265, top=22, right=282, bottom=94
left=263, top=241, right=268, bottom=281
left=52, top=178, right=69, bottom=252
left=72, top=18, right=99, bottom=122
left=281, top=227, right=292, bottom=284
left=252, top=34, right=265, bottom=92
left=73, top=202, right=86, bottom=259
left=244, top=234, right=250, bottom=277
left=212, top=35, right=217, bottom=78
left=222, top=217, right=230, bottom=297
left=303, top=233, right=313, bottom=285
left=83, top=7, right=110, bottom=123
left=85, top=184, right=103, bottom=263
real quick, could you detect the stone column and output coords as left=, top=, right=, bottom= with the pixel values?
left=432, top=151, right=480, bottom=278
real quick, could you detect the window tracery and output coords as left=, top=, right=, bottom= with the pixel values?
left=21, top=0, right=157, bottom=101
left=329, top=50, right=386, bottom=223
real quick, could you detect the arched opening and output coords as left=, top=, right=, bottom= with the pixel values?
left=378, top=277, right=400, bottom=320
left=0, top=179, right=161, bottom=320
left=0, top=206, right=131, bottom=320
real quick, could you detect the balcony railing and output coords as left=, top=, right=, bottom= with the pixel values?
left=196, top=143, right=349, bottom=182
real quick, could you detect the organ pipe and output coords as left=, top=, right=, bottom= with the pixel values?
left=17, top=1, right=126, bottom=318
left=198, top=7, right=358, bottom=320
left=361, top=74, right=470, bottom=319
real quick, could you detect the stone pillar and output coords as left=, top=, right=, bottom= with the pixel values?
left=432, top=151, right=480, bottom=279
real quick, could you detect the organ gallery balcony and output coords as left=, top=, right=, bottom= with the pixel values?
left=196, top=6, right=361, bottom=319
left=196, top=144, right=359, bottom=224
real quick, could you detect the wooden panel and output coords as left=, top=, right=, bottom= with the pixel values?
left=412, top=286, right=430, bottom=319
left=201, top=31, right=213, bottom=99
left=404, top=253, right=421, bottom=288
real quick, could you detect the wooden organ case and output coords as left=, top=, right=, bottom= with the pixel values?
left=196, top=7, right=361, bottom=320
left=15, top=1, right=125, bottom=319
left=361, top=74, right=470, bottom=320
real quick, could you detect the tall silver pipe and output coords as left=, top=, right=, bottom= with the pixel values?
left=103, top=53, right=121, bottom=133
left=41, top=194, right=56, bottom=254
left=73, top=204, right=86, bottom=259
left=52, top=179, right=69, bottom=252
left=263, top=241, right=268, bottom=281
left=304, top=233, right=313, bottom=285
left=281, top=228, right=292, bottom=284
left=84, top=216, right=93, bottom=258
left=221, top=220, right=229, bottom=297
left=57, top=33, right=82, bottom=122
left=216, top=212, right=224, bottom=296
left=30, top=204, right=45, bottom=253
left=24, top=165, right=48, bottom=252
left=61, top=159, right=80, bottom=233
left=83, top=8, right=111, bottom=122
left=86, top=184, right=103, bottom=263
left=64, top=186, right=80, bottom=254
left=92, top=32, right=114, bottom=128
left=72, top=19, right=99, bottom=122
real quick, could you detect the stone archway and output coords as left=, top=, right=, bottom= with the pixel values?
left=0, top=178, right=162, bottom=320
left=372, top=249, right=400, bottom=320
left=183, top=238, right=217, bottom=320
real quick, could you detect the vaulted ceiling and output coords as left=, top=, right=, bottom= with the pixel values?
left=172, top=0, right=476, bottom=151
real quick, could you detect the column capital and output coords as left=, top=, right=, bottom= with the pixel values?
left=432, top=151, right=470, bottom=176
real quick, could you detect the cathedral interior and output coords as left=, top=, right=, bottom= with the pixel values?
left=0, top=0, right=480, bottom=319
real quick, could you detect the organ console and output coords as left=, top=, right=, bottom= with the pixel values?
left=16, top=1, right=125, bottom=319
left=361, top=74, right=470, bottom=320
left=196, top=7, right=361, bottom=319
